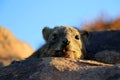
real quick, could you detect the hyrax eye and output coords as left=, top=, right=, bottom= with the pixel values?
left=51, top=34, right=57, bottom=40
left=75, top=35, right=80, bottom=40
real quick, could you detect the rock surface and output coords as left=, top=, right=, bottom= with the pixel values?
left=0, top=57, right=120, bottom=80
left=95, top=50, right=120, bottom=64
left=0, top=26, right=34, bottom=66
left=86, top=30, right=120, bottom=60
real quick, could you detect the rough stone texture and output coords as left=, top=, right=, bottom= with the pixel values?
left=0, top=26, right=34, bottom=66
left=86, top=30, right=120, bottom=60
left=95, top=50, right=120, bottom=64
left=0, top=57, right=120, bottom=80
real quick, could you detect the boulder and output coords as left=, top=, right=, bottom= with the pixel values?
left=0, top=57, right=120, bottom=80
left=95, top=50, right=120, bottom=64
left=86, top=30, right=120, bottom=60
left=0, top=26, right=34, bottom=66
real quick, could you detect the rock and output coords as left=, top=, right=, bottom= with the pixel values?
left=0, top=26, right=34, bottom=66
left=0, top=57, right=120, bottom=80
left=95, top=50, right=120, bottom=64
left=86, top=30, right=120, bottom=60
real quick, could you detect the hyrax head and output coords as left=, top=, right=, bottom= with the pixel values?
left=42, top=26, right=88, bottom=59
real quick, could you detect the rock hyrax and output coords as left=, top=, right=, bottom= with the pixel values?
left=29, top=26, right=88, bottom=59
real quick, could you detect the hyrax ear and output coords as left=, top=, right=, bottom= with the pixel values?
left=80, top=30, right=89, bottom=38
left=42, top=27, right=52, bottom=41
left=79, top=30, right=89, bottom=44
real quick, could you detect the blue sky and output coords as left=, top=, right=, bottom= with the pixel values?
left=0, top=0, right=120, bottom=50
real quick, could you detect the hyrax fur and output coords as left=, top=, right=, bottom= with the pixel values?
left=29, top=26, right=88, bottom=60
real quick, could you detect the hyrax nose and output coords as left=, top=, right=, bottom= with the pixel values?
left=62, top=38, right=70, bottom=45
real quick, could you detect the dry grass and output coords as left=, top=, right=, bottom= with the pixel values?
left=81, top=15, right=120, bottom=31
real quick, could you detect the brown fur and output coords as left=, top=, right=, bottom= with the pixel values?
left=29, top=26, right=88, bottom=59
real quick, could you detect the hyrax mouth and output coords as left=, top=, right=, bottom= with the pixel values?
left=54, top=49, right=75, bottom=58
